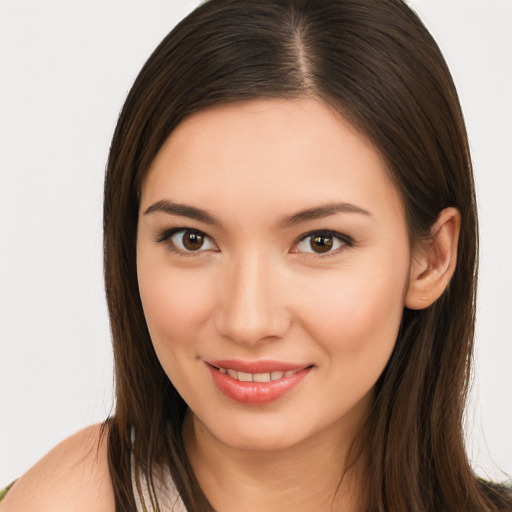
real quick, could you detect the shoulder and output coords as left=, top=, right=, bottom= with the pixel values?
left=0, top=423, right=115, bottom=512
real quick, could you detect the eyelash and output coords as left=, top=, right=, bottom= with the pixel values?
left=155, top=228, right=218, bottom=257
left=293, top=230, right=354, bottom=256
left=155, top=227, right=354, bottom=257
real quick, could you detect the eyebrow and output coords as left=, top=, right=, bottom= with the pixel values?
left=143, top=199, right=371, bottom=227
left=279, top=202, right=372, bottom=228
left=143, top=200, right=221, bottom=225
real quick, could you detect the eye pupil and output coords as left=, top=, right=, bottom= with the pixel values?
left=183, top=231, right=204, bottom=250
left=310, top=235, right=333, bottom=253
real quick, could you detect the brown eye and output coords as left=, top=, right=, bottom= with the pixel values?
left=293, top=231, right=351, bottom=255
left=161, top=228, right=216, bottom=253
left=310, top=234, right=333, bottom=253
left=182, top=231, right=204, bottom=251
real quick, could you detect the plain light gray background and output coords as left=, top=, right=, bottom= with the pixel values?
left=1, top=0, right=511, bottom=486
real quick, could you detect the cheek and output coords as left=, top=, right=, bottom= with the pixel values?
left=137, top=265, right=214, bottom=348
left=137, top=266, right=217, bottom=395
left=297, top=261, right=408, bottom=367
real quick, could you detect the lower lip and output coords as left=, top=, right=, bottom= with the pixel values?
left=207, top=365, right=312, bottom=404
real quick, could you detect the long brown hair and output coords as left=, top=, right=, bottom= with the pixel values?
left=102, top=0, right=511, bottom=510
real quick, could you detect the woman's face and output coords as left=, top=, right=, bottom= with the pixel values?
left=137, top=98, right=413, bottom=452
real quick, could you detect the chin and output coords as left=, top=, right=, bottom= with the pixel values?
left=216, top=426, right=305, bottom=453
left=192, top=409, right=314, bottom=453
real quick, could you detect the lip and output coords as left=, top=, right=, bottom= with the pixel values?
left=206, top=360, right=313, bottom=404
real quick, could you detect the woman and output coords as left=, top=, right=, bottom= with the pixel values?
left=2, top=0, right=511, bottom=510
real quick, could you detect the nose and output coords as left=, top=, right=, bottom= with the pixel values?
left=214, top=251, right=291, bottom=346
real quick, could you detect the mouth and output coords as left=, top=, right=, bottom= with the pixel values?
left=205, top=360, right=313, bottom=404
left=211, top=366, right=304, bottom=383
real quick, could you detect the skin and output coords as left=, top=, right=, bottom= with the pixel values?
left=2, top=98, right=459, bottom=511
left=136, top=97, right=441, bottom=511
left=0, top=424, right=114, bottom=512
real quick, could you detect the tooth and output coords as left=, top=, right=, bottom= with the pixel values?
left=253, top=372, right=271, bottom=383
left=284, top=370, right=296, bottom=377
left=270, top=371, right=285, bottom=381
left=227, top=369, right=238, bottom=379
left=219, top=368, right=227, bottom=374
left=238, top=371, right=253, bottom=382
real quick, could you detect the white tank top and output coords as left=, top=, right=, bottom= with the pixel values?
left=130, top=442, right=187, bottom=511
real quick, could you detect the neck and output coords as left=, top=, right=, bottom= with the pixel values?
left=183, top=411, right=367, bottom=512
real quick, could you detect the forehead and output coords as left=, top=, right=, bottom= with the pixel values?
left=141, top=98, right=403, bottom=223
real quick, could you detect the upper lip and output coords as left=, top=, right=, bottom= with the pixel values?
left=206, top=359, right=311, bottom=373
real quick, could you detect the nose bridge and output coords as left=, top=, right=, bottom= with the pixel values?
left=215, top=248, right=289, bottom=345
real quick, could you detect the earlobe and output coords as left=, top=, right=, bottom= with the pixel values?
left=405, top=207, right=461, bottom=310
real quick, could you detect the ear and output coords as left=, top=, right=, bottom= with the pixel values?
left=405, top=207, right=461, bottom=310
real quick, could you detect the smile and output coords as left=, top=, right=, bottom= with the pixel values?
left=217, top=367, right=301, bottom=382
left=206, top=360, right=313, bottom=404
